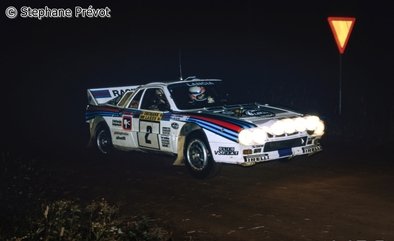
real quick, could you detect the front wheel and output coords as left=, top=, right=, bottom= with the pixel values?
left=184, top=133, right=220, bottom=178
left=95, top=125, right=113, bottom=155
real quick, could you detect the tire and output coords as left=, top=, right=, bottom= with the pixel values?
left=95, top=125, right=113, bottom=155
left=184, top=132, right=220, bottom=178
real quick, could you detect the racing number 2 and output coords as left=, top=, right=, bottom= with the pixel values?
left=145, top=125, right=152, bottom=144
left=138, top=121, right=160, bottom=149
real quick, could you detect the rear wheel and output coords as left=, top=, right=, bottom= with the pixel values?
left=95, top=125, right=113, bottom=155
left=184, top=133, right=220, bottom=178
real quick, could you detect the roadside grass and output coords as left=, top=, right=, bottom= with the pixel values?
left=0, top=152, right=172, bottom=241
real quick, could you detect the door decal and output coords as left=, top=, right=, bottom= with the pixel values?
left=138, top=121, right=160, bottom=149
left=122, top=116, right=132, bottom=130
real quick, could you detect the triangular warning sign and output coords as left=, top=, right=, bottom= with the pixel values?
left=328, top=17, right=356, bottom=54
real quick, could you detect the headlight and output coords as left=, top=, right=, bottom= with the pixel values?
left=238, top=128, right=268, bottom=146
left=238, top=129, right=254, bottom=146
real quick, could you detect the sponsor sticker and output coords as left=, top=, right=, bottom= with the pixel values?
left=186, top=81, right=215, bottom=87
left=244, top=109, right=275, bottom=117
left=112, top=119, right=121, bottom=127
left=171, top=122, right=179, bottom=129
left=162, top=127, right=171, bottom=135
left=112, top=89, right=132, bottom=97
left=140, top=112, right=163, bottom=122
left=170, top=114, right=188, bottom=121
left=161, top=136, right=170, bottom=148
left=114, top=131, right=128, bottom=136
left=244, top=154, right=269, bottom=163
left=214, top=147, right=239, bottom=155
left=122, top=116, right=132, bottom=130
left=302, top=145, right=321, bottom=154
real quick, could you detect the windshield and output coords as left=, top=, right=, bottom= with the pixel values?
left=168, top=80, right=229, bottom=110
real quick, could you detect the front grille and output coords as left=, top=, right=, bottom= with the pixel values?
left=264, top=137, right=307, bottom=152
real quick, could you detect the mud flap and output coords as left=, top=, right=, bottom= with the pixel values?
left=173, top=135, right=186, bottom=166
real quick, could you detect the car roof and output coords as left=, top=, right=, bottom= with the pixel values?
left=141, top=78, right=222, bottom=88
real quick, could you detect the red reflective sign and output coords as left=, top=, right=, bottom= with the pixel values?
left=328, top=17, right=356, bottom=54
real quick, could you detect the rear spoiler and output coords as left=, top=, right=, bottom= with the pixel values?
left=87, top=85, right=140, bottom=105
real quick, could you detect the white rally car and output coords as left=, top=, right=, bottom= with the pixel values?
left=86, top=77, right=324, bottom=178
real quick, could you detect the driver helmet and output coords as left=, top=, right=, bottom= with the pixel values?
left=189, top=86, right=207, bottom=101
left=155, top=89, right=164, bottom=97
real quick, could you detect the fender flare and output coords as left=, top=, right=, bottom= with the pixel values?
left=87, top=116, right=108, bottom=147
left=173, top=123, right=210, bottom=166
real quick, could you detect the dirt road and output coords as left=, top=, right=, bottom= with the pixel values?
left=34, top=142, right=394, bottom=241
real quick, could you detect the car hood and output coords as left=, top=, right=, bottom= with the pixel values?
left=189, top=103, right=302, bottom=126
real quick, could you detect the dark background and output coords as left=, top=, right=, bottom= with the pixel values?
left=2, top=0, right=393, bottom=153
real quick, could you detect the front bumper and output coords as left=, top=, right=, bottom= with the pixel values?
left=240, top=142, right=322, bottom=166
left=212, top=135, right=322, bottom=166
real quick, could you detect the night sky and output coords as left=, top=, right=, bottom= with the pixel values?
left=2, top=0, right=393, bottom=152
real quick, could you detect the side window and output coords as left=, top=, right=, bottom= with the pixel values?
left=117, top=91, right=134, bottom=107
left=140, top=88, right=169, bottom=111
left=128, top=90, right=143, bottom=108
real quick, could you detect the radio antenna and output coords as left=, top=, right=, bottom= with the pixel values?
left=178, top=49, right=183, bottom=80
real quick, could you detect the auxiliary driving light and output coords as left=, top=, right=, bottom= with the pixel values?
left=294, top=117, right=307, bottom=132
left=305, top=115, right=320, bottom=131
left=270, top=120, right=285, bottom=136
left=266, top=115, right=324, bottom=137
left=283, top=118, right=296, bottom=134
left=239, top=115, right=325, bottom=146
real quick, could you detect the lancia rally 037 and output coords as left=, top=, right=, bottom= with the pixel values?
left=85, top=77, right=324, bottom=178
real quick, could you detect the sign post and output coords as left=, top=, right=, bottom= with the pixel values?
left=328, top=17, right=356, bottom=115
